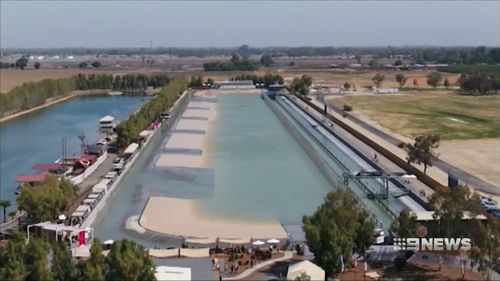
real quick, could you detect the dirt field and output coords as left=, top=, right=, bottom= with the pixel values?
left=339, top=262, right=487, bottom=281
left=438, top=138, right=500, bottom=187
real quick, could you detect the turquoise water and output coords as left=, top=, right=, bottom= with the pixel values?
left=200, top=94, right=334, bottom=224
left=0, top=95, right=148, bottom=219
left=91, top=94, right=335, bottom=244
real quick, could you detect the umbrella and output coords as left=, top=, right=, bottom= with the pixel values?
left=58, top=214, right=67, bottom=220
left=267, top=239, right=280, bottom=244
left=103, top=240, right=114, bottom=245
left=252, top=240, right=265, bottom=246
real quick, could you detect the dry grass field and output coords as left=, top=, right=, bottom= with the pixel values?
left=327, top=91, right=500, bottom=140
left=326, top=91, right=500, bottom=186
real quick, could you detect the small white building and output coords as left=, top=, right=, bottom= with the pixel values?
left=155, top=266, right=191, bottom=281
left=287, top=260, right=325, bottom=281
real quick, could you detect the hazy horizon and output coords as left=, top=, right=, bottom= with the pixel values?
left=1, top=1, right=499, bottom=48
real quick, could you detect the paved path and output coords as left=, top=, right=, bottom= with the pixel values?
left=224, top=251, right=294, bottom=280
left=315, top=94, right=500, bottom=195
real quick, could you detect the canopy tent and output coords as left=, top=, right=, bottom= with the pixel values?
left=92, top=185, right=106, bottom=194
left=87, top=193, right=100, bottom=199
left=219, top=238, right=251, bottom=246
left=252, top=240, right=265, bottom=246
left=267, top=238, right=280, bottom=244
left=149, top=248, right=179, bottom=258
left=123, top=143, right=139, bottom=155
left=139, top=130, right=153, bottom=138
left=83, top=198, right=97, bottom=205
left=104, top=171, right=117, bottom=179
left=287, top=260, right=325, bottom=281
left=98, top=178, right=111, bottom=186
left=185, top=237, right=217, bottom=245
left=99, top=115, right=115, bottom=123
left=179, top=248, right=210, bottom=258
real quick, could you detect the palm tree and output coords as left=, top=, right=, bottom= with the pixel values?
left=0, top=200, right=12, bottom=223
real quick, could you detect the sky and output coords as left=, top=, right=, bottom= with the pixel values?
left=1, top=1, right=499, bottom=48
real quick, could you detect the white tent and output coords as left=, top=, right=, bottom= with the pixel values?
left=287, top=260, right=325, bottom=281
left=123, top=143, right=139, bottom=155
left=155, top=266, right=191, bottom=281
left=99, top=115, right=115, bottom=123
left=252, top=240, right=265, bottom=246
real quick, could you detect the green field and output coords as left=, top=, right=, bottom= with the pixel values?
left=328, top=92, right=500, bottom=140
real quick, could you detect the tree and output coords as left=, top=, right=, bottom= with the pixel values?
left=289, top=61, right=295, bottom=66
left=291, top=75, right=312, bottom=96
left=303, top=190, right=374, bottom=277
left=34, top=62, right=41, bottom=69
left=15, top=57, right=29, bottom=70
left=390, top=209, right=418, bottom=238
left=79, top=62, right=87, bottom=68
left=260, top=54, right=274, bottom=67
left=394, top=59, right=403, bottom=66
left=413, top=78, right=418, bottom=88
left=24, top=237, right=53, bottom=281
left=406, top=134, right=440, bottom=174
left=343, top=82, right=351, bottom=91
left=0, top=239, right=27, bottom=280
left=206, top=78, right=214, bottom=85
left=368, top=60, right=381, bottom=68
left=91, top=61, right=102, bottom=68
left=106, top=240, right=156, bottom=281
left=443, top=78, right=450, bottom=89
left=429, top=184, right=483, bottom=238
left=426, top=72, right=443, bottom=88
left=395, top=73, right=408, bottom=88
left=372, top=73, right=385, bottom=88
left=0, top=199, right=11, bottom=223
left=17, top=175, right=77, bottom=222
left=52, top=241, right=76, bottom=281
left=79, top=239, right=105, bottom=281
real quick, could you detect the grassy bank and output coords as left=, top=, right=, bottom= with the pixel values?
left=327, top=92, right=500, bottom=140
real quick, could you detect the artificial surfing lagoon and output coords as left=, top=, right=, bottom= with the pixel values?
left=91, top=93, right=335, bottom=246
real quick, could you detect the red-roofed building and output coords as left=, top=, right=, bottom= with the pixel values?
left=15, top=174, right=48, bottom=183
left=32, top=163, right=67, bottom=174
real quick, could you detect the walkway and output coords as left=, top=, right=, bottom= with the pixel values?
left=314, top=94, right=500, bottom=195
left=224, top=251, right=294, bottom=280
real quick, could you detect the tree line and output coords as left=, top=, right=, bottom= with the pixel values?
left=203, top=54, right=259, bottom=71
left=115, top=76, right=188, bottom=149
left=4, top=46, right=499, bottom=64
left=0, top=73, right=170, bottom=118
left=0, top=232, right=156, bottom=281
left=74, top=73, right=169, bottom=90
left=458, top=73, right=499, bottom=95
left=229, top=74, right=284, bottom=86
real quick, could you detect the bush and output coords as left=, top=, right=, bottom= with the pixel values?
left=343, top=104, right=353, bottom=111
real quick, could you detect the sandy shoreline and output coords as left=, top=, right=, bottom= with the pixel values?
left=0, top=89, right=109, bottom=123
left=139, top=197, right=288, bottom=242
